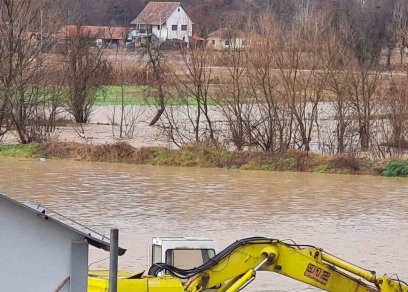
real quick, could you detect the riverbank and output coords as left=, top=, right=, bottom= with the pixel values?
left=1, top=141, right=407, bottom=177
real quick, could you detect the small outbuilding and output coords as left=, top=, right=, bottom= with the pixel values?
left=207, top=28, right=247, bottom=50
left=0, top=192, right=126, bottom=292
left=58, top=25, right=127, bottom=48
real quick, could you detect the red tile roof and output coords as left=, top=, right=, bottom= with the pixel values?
left=59, top=25, right=127, bottom=40
left=189, top=35, right=205, bottom=41
left=130, top=2, right=181, bottom=25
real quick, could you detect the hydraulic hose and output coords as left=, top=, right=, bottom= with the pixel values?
left=147, top=237, right=276, bottom=279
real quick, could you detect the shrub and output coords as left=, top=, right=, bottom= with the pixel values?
left=275, top=158, right=297, bottom=171
left=0, top=143, right=39, bottom=158
left=329, top=155, right=361, bottom=171
left=361, top=160, right=377, bottom=169
left=382, top=160, right=408, bottom=177
left=315, top=165, right=328, bottom=173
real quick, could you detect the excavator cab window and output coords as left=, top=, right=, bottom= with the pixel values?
left=165, top=249, right=215, bottom=269
left=152, top=244, right=162, bottom=265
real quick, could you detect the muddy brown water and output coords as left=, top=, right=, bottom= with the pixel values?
left=1, top=157, right=408, bottom=291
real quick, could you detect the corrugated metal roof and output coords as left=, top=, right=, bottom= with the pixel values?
left=130, top=2, right=181, bottom=25
left=0, top=192, right=126, bottom=256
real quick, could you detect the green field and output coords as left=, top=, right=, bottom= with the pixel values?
left=95, top=85, right=219, bottom=106
left=18, top=85, right=227, bottom=106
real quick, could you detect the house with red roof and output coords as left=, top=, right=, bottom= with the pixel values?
left=59, top=25, right=127, bottom=48
left=130, top=2, right=193, bottom=45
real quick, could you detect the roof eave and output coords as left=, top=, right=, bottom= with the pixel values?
left=0, top=193, right=127, bottom=256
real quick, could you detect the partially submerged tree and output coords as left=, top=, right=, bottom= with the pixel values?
left=0, top=0, right=63, bottom=143
left=382, top=73, right=408, bottom=156
left=140, top=36, right=170, bottom=126
left=167, top=45, right=218, bottom=146
left=274, top=15, right=328, bottom=152
left=246, top=13, right=293, bottom=153
left=63, top=25, right=111, bottom=123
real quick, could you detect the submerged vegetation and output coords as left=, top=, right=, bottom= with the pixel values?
left=0, top=142, right=406, bottom=177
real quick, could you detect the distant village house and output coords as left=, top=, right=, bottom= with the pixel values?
left=59, top=25, right=127, bottom=48
left=129, top=1, right=193, bottom=46
left=207, top=28, right=247, bottom=50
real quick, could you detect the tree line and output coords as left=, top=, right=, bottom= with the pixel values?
left=145, top=9, right=408, bottom=159
left=1, top=0, right=408, bottom=160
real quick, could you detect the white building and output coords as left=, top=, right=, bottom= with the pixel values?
left=130, top=2, right=193, bottom=44
left=0, top=192, right=126, bottom=292
left=207, top=28, right=247, bottom=50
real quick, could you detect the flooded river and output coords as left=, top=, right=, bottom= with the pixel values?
left=1, top=157, right=408, bottom=291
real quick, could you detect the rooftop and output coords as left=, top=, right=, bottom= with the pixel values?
left=207, top=28, right=246, bottom=39
left=130, top=2, right=182, bottom=25
left=59, top=25, right=127, bottom=40
left=0, top=191, right=126, bottom=256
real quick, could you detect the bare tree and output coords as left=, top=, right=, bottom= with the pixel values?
left=216, top=31, right=253, bottom=151
left=63, top=25, right=111, bottom=123
left=321, top=23, right=357, bottom=154
left=344, top=68, right=385, bottom=152
left=0, top=0, right=63, bottom=143
left=170, top=44, right=218, bottom=146
left=386, top=0, right=408, bottom=67
left=381, top=73, right=408, bottom=156
left=140, top=36, right=170, bottom=126
left=246, top=13, right=293, bottom=152
left=105, top=48, right=144, bottom=139
left=274, top=16, right=328, bottom=152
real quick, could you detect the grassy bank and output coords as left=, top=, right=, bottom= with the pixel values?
left=2, top=141, right=407, bottom=177
left=95, top=85, right=220, bottom=106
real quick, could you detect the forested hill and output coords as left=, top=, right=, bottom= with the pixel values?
left=65, top=0, right=406, bottom=42
left=65, top=0, right=262, bottom=32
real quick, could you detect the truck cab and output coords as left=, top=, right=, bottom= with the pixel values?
left=148, top=237, right=218, bottom=276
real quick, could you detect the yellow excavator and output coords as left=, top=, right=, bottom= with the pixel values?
left=88, top=236, right=408, bottom=292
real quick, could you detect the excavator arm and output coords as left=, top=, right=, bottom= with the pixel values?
left=148, top=237, right=408, bottom=292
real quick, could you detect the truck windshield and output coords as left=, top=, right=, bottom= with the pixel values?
left=166, top=249, right=216, bottom=269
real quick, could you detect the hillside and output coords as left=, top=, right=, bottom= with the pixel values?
left=63, top=0, right=265, bottom=34
left=59, top=0, right=408, bottom=43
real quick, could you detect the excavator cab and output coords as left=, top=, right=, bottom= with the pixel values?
left=148, top=237, right=218, bottom=277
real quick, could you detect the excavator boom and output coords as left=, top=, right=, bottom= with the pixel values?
left=148, top=237, right=408, bottom=292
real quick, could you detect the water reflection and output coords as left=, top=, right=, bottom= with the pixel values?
left=1, top=157, right=408, bottom=291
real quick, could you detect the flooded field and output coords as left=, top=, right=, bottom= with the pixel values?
left=0, top=157, right=407, bottom=291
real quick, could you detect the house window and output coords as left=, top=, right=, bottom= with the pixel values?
left=211, top=40, right=215, bottom=45
left=181, top=25, right=187, bottom=31
left=157, top=25, right=160, bottom=30
left=172, top=25, right=177, bottom=31
left=225, top=40, right=230, bottom=46
left=178, top=8, right=180, bottom=12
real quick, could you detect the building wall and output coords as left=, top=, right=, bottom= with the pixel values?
left=0, top=198, right=89, bottom=292
left=207, top=37, right=246, bottom=50
left=151, top=6, right=192, bottom=42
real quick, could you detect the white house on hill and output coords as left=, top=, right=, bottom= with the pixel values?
left=130, top=1, right=193, bottom=44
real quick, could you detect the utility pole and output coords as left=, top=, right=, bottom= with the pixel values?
left=109, top=229, right=119, bottom=292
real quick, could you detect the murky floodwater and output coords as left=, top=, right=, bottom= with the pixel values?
left=1, top=157, right=408, bottom=291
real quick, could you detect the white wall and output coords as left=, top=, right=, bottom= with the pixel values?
left=0, top=197, right=89, bottom=292
left=207, top=37, right=246, bottom=50
left=153, top=5, right=192, bottom=42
